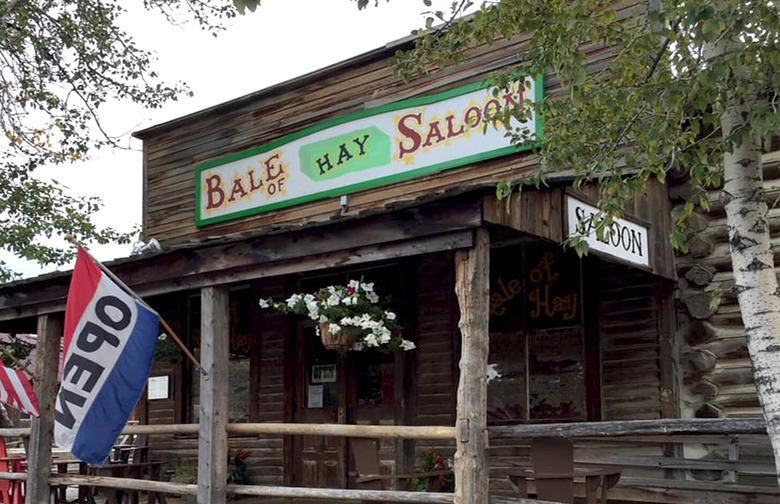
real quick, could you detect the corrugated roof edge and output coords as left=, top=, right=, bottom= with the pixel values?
left=132, top=32, right=418, bottom=140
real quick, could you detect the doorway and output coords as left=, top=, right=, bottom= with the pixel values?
left=292, top=323, right=399, bottom=488
left=290, top=265, right=404, bottom=489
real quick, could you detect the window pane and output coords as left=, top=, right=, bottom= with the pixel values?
left=487, top=331, right=526, bottom=423
left=528, top=327, right=586, bottom=421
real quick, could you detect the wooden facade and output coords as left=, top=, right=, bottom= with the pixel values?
left=0, top=3, right=779, bottom=503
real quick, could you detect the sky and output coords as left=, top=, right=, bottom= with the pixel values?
left=4, top=0, right=456, bottom=279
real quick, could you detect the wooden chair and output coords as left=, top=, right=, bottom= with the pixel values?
left=504, top=437, right=620, bottom=504
left=0, top=436, right=25, bottom=504
left=351, top=438, right=453, bottom=493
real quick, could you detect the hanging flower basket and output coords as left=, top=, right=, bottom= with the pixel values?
left=319, top=322, right=357, bottom=353
left=258, top=279, right=416, bottom=353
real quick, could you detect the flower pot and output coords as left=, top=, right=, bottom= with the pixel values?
left=319, top=322, right=356, bottom=353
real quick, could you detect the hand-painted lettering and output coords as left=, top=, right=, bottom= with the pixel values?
left=203, top=151, right=289, bottom=213
left=205, top=174, right=225, bottom=210
left=352, top=134, right=370, bottom=155
left=228, top=178, right=248, bottom=203
left=490, top=276, right=522, bottom=316
left=397, top=112, right=423, bottom=159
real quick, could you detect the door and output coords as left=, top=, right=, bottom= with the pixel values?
left=293, top=323, right=347, bottom=488
left=291, top=265, right=403, bottom=489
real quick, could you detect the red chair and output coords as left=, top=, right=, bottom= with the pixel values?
left=0, top=437, right=25, bottom=504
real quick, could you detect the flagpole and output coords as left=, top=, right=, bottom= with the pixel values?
left=64, top=236, right=203, bottom=373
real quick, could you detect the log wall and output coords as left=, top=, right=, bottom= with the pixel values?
left=674, top=149, right=780, bottom=486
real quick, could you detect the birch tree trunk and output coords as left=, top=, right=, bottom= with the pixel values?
left=718, top=69, right=780, bottom=485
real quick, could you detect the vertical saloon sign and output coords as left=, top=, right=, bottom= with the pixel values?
left=196, top=77, right=542, bottom=226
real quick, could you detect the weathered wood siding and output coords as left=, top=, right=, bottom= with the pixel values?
left=598, top=263, right=665, bottom=421
left=411, top=252, right=458, bottom=465
left=138, top=2, right=646, bottom=248
left=250, top=275, right=287, bottom=486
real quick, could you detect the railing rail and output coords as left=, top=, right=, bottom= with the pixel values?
left=0, top=417, right=776, bottom=503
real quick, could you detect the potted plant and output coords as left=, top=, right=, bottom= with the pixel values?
left=259, top=279, right=415, bottom=353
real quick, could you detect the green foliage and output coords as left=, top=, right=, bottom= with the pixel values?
left=153, top=333, right=183, bottom=364
left=393, top=0, right=778, bottom=248
left=227, top=448, right=250, bottom=484
left=0, top=334, right=33, bottom=367
left=414, top=449, right=454, bottom=492
left=0, top=0, right=240, bottom=282
left=233, top=0, right=259, bottom=15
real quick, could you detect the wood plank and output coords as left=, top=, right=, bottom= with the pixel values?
left=198, top=285, right=230, bottom=504
left=454, top=228, right=490, bottom=504
left=26, top=313, right=61, bottom=504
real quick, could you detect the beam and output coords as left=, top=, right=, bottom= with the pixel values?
left=453, top=227, right=490, bottom=504
left=26, top=313, right=61, bottom=504
left=198, top=285, right=229, bottom=504
left=0, top=230, right=475, bottom=324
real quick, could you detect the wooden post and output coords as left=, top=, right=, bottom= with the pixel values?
left=198, top=286, right=229, bottom=504
left=26, top=313, right=62, bottom=504
left=453, top=228, right=490, bottom=504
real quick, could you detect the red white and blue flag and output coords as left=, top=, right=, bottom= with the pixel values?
left=54, top=246, right=159, bottom=466
left=0, top=365, right=40, bottom=417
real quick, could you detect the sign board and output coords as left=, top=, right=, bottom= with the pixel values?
left=565, top=196, right=650, bottom=268
left=196, top=77, right=543, bottom=226
left=147, top=375, right=170, bottom=400
left=312, top=364, right=337, bottom=383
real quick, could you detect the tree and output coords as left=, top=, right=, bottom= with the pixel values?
left=0, top=0, right=239, bottom=282
left=376, top=0, right=780, bottom=483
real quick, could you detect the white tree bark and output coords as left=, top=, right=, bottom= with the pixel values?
left=720, top=91, right=780, bottom=485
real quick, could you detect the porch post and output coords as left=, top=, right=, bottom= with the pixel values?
left=26, top=313, right=61, bottom=504
left=453, top=228, right=490, bottom=504
left=198, top=285, right=229, bottom=504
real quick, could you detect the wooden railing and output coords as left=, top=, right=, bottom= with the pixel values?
left=0, top=418, right=776, bottom=503
left=489, top=418, right=777, bottom=504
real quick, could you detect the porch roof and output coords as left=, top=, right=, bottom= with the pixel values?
left=0, top=186, right=492, bottom=332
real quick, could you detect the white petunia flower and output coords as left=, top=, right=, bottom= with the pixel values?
left=286, top=294, right=302, bottom=309
left=259, top=299, right=270, bottom=308
left=486, top=363, right=502, bottom=383
left=328, top=323, right=341, bottom=334
left=400, top=340, right=416, bottom=351
left=385, top=311, right=396, bottom=320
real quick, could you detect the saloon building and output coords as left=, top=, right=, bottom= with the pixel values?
left=0, top=2, right=778, bottom=503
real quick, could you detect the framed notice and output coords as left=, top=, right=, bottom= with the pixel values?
left=147, top=375, right=170, bottom=400
left=308, top=385, right=324, bottom=408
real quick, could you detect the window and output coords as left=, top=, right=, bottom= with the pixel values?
left=487, top=241, right=590, bottom=424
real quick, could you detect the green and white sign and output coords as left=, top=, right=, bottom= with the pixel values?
left=196, top=76, right=543, bottom=226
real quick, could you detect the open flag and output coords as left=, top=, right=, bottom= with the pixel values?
left=0, top=365, right=40, bottom=417
left=54, top=246, right=159, bottom=466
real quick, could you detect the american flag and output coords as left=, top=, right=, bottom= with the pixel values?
left=0, top=365, right=39, bottom=417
